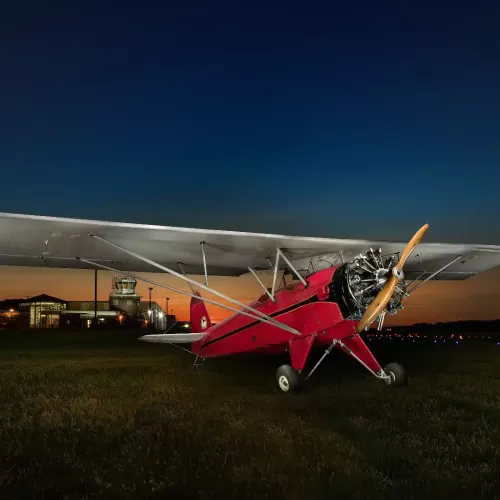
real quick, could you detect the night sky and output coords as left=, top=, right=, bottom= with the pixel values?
left=1, top=1, right=499, bottom=323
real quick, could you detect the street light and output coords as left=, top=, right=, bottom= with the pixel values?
left=166, top=297, right=169, bottom=328
left=148, top=287, right=153, bottom=329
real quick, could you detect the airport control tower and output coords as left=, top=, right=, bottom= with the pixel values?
left=109, top=274, right=141, bottom=316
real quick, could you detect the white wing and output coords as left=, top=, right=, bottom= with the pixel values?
left=0, top=211, right=499, bottom=280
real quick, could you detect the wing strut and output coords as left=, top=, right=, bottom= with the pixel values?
left=270, top=249, right=280, bottom=299
left=269, top=248, right=309, bottom=299
left=248, top=267, right=276, bottom=302
left=87, top=234, right=301, bottom=335
left=177, top=262, right=196, bottom=293
left=201, top=241, right=208, bottom=287
left=406, top=255, right=462, bottom=295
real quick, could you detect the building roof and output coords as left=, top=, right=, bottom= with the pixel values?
left=21, top=294, right=67, bottom=304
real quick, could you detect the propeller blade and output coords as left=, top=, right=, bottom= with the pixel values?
left=355, top=276, right=398, bottom=333
left=355, top=223, right=429, bottom=333
left=396, top=223, right=429, bottom=268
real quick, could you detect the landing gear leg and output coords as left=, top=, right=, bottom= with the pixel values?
left=275, top=334, right=316, bottom=393
left=304, top=340, right=338, bottom=382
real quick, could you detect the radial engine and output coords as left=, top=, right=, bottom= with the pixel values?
left=330, top=248, right=409, bottom=320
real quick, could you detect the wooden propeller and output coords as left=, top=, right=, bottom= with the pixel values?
left=355, top=223, right=429, bottom=334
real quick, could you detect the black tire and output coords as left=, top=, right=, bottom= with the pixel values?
left=383, top=362, right=408, bottom=387
left=276, top=365, right=302, bottom=393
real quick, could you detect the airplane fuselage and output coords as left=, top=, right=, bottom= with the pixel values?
left=191, top=266, right=385, bottom=376
left=193, top=267, right=337, bottom=356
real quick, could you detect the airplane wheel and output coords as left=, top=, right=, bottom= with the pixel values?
left=383, top=363, right=408, bottom=387
left=276, top=365, right=302, bottom=393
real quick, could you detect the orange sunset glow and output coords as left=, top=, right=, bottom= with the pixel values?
left=1, top=265, right=499, bottom=325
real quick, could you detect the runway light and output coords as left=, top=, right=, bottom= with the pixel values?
left=456, top=341, right=459, bottom=344
left=434, top=340, right=437, bottom=343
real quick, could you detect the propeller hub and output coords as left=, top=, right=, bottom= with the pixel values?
left=392, top=267, right=404, bottom=280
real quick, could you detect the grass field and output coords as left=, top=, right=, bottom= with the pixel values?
left=0, top=330, right=499, bottom=499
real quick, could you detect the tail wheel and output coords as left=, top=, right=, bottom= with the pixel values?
left=383, top=362, right=408, bottom=387
left=276, top=365, right=302, bottom=393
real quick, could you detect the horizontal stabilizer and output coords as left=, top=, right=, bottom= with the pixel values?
left=139, top=333, right=207, bottom=344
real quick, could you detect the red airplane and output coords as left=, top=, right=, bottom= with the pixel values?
left=1, top=212, right=499, bottom=393
left=141, top=224, right=427, bottom=392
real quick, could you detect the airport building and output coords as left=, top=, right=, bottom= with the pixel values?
left=0, top=274, right=175, bottom=330
left=0, top=294, right=67, bottom=329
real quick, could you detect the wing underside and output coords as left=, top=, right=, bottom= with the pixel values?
left=0, top=212, right=499, bottom=280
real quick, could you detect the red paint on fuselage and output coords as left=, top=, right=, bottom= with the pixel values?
left=192, top=268, right=340, bottom=356
left=190, top=266, right=384, bottom=376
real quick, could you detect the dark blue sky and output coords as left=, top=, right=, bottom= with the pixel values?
left=1, top=1, right=499, bottom=243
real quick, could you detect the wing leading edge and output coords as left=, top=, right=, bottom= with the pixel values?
left=0, top=212, right=499, bottom=280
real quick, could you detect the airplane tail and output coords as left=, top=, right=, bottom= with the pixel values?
left=190, top=292, right=212, bottom=333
